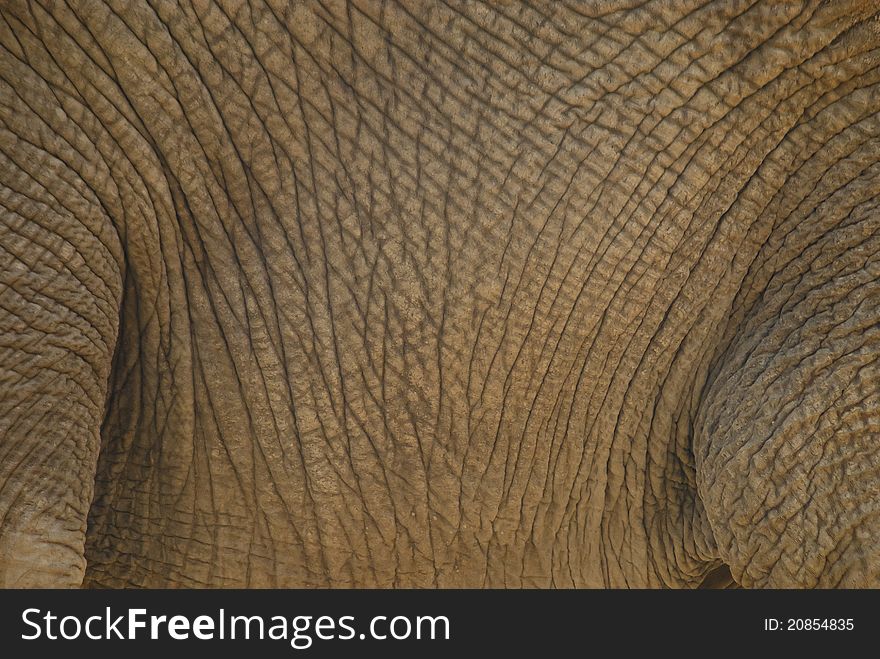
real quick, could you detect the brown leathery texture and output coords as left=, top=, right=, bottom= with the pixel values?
left=0, top=52, right=124, bottom=585
left=0, top=0, right=877, bottom=587
left=696, top=158, right=880, bottom=587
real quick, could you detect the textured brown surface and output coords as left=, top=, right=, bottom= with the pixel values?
left=1, top=1, right=878, bottom=588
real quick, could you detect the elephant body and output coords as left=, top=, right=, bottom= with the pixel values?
left=1, top=0, right=879, bottom=587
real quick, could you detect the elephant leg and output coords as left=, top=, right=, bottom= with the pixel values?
left=0, top=140, right=122, bottom=586
left=695, top=201, right=880, bottom=587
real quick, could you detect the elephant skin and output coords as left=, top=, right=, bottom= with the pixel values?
left=1, top=0, right=879, bottom=588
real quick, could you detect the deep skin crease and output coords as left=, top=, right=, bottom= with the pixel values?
left=0, top=0, right=878, bottom=588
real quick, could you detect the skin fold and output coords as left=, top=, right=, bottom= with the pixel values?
left=0, top=0, right=878, bottom=588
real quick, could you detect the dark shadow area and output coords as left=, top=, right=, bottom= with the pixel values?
left=698, top=564, right=738, bottom=589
